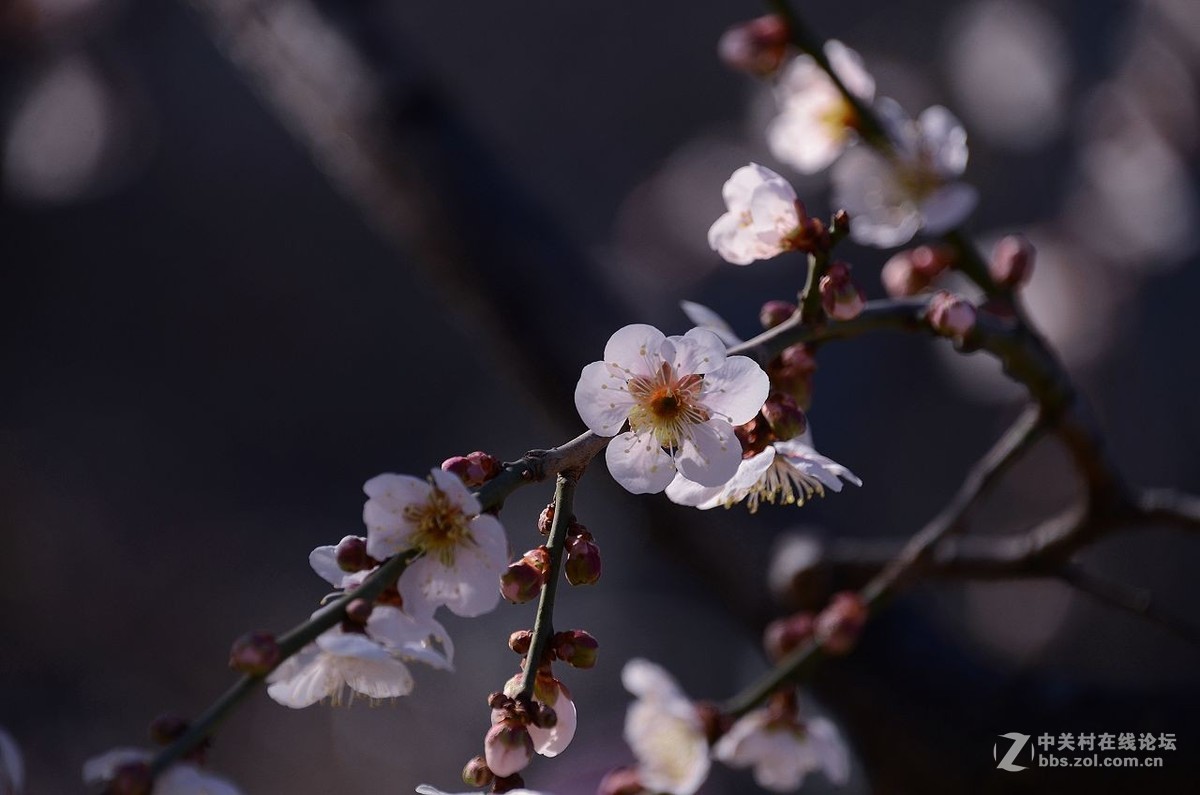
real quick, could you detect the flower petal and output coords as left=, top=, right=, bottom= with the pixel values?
left=156, top=764, right=243, bottom=795
left=605, top=431, right=677, bottom=494
left=668, top=327, right=728, bottom=375
left=808, top=717, right=851, bottom=785
left=699, top=355, right=769, bottom=425
left=363, top=474, right=429, bottom=559
left=621, top=658, right=686, bottom=702
left=679, top=301, right=743, bottom=348
left=340, top=655, right=414, bottom=700
left=530, top=686, right=576, bottom=757
left=674, top=419, right=742, bottom=487
left=575, top=360, right=635, bottom=436
left=604, top=324, right=667, bottom=376
left=664, top=472, right=725, bottom=508
left=920, top=182, right=978, bottom=235
left=266, top=647, right=339, bottom=708
left=708, top=212, right=755, bottom=265
left=428, top=467, right=483, bottom=515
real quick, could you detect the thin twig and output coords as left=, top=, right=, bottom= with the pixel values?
left=1059, top=563, right=1200, bottom=648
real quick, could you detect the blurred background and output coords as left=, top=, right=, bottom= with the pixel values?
left=2, top=0, right=1199, bottom=792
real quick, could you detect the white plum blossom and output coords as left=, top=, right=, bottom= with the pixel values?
left=83, top=748, right=241, bottom=795
left=364, top=468, right=509, bottom=618
left=575, top=324, right=769, bottom=494
left=667, top=430, right=861, bottom=513
left=308, top=543, right=371, bottom=591
left=714, top=710, right=850, bottom=791
left=266, top=628, right=416, bottom=708
left=768, top=40, right=876, bottom=174
left=708, top=164, right=805, bottom=265
left=833, top=101, right=978, bottom=248
left=621, top=659, right=711, bottom=795
left=497, top=673, right=577, bottom=758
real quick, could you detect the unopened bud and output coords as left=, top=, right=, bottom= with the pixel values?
left=760, top=393, right=807, bottom=441
left=531, top=701, right=558, bottom=730
left=768, top=344, right=817, bottom=408
left=104, top=762, right=153, bottom=795
left=759, top=300, right=797, bottom=330
left=880, top=252, right=922, bottom=298
left=735, top=415, right=773, bottom=457
left=442, top=451, right=502, bottom=488
left=831, top=209, right=851, bottom=238
left=484, top=720, right=534, bottom=778
left=149, top=713, right=188, bottom=746
left=694, top=701, right=732, bottom=745
left=487, top=691, right=511, bottom=710
left=819, top=261, right=865, bottom=321
left=763, top=612, right=815, bottom=662
left=989, top=234, right=1035, bottom=288
left=508, top=629, right=533, bottom=655
left=786, top=206, right=830, bottom=254
left=597, top=766, right=644, bottom=795
left=564, top=535, right=602, bottom=586
left=815, top=591, right=868, bottom=655
left=229, top=630, right=281, bottom=676
left=345, top=598, right=373, bottom=625
left=537, top=502, right=555, bottom=535
left=461, top=755, right=494, bottom=788
left=334, top=535, right=370, bottom=573
left=927, top=291, right=977, bottom=339
left=492, top=773, right=528, bottom=794
left=717, top=14, right=790, bottom=76
left=553, top=629, right=599, bottom=669
left=911, top=244, right=955, bottom=278
left=500, top=558, right=545, bottom=604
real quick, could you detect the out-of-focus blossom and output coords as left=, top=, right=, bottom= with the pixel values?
left=708, top=164, right=823, bottom=265
left=833, top=102, right=977, bottom=248
left=667, top=430, right=860, bottom=512
left=989, top=235, right=1036, bottom=287
left=83, top=748, right=241, bottom=795
left=818, top=261, right=866, bottom=321
left=417, top=787, right=550, bottom=795
left=575, top=324, right=768, bottom=494
left=621, top=659, right=710, bottom=795
left=495, top=673, right=578, bottom=759
left=266, top=629, right=415, bottom=708
left=927, top=291, right=977, bottom=340
left=713, top=710, right=849, bottom=791
left=718, top=15, right=791, bottom=76
left=0, top=727, right=22, bottom=795
left=364, top=468, right=509, bottom=618
left=483, top=720, right=534, bottom=778
left=768, top=41, right=876, bottom=173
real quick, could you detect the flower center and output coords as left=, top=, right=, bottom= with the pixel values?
left=626, top=363, right=710, bottom=450
left=404, top=487, right=473, bottom=566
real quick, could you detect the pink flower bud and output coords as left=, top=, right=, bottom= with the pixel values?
left=484, top=720, right=534, bottom=778
left=461, top=755, right=494, bottom=788
left=768, top=344, right=817, bottom=408
left=106, top=761, right=153, bottom=795
left=564, top=535, right=602, bottom=586
left=910, top=244, right=955, bottom=278
left=989, top=234, right=1035, bottom=287
left=500, top=558, right=546, bottom=604
left=553, top=629, right=599, bottom=669
left=537, top=502, right=555, bottom=535
left=759, top=300, right=797, bottom=330
left=228, top=630, right=281, bottom=676
left=344, top=597, right=373, bottom=625
left=760, top=393, right=807, bottom=441
left=815, top=591, right=868, bottom=655
left=442, top=451, right=503, bottom=488
left=763, top=612, right=815, bottom=662
left=819, top=261, right=865, bottom=321
left=149, top=713, right=188, bottom=746
left=880, top=252, right=922, bottom=298
left=717, top=14, right=790, bottom=76
left=508, top=629, right=533, bottom=655
left=927, top=291, right=977, bottom=339
left=334, top=535, right=370, bottom=573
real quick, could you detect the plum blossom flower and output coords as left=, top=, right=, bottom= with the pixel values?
left=768, top=41, right=876, bottom=173
left=267, top=627, right=417, bottom=708
left=833, top=101, right=977, bottom=248
left=497, top=672, right=578, bottom=759
left=83, top=748, right=241, bottom=795
left=364, top=468, right=509, bottom=618
left=621, top=659, right=710, bottom=795
left=575, top=324, right=769, bottom=494
left=713, top=710, right=849, bottom=791
left=708, top=164, right=819, bottom=265
left=666, top=430, right=861, bottom=513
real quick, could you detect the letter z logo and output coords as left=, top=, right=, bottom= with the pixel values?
left=995, top=732, right=1032, bottom=772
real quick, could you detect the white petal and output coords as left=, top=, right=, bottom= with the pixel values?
left=625, top=700, right=710, bottom=795
left=428, top=467, right=482, bottom=515
left=398, top=513, right=508, bottom=618
left=748, top=182, right=800, bottom=238
left=603, top=324, right=667, bottom=376
left=668, top=328, right=727, bottom=375
left=665, top=472, right=724, bottom=508
left=775, top=440, right=862, bottom=491
left=708, top=212, right=755, bottom=265
left=675, top=420, right=741, bottom=487
left=768, top=110, right=844, bottom=174
left=699, top=355, right=770, bottom=425
left=920, top=182, right=978, bottom=234
left=530, top=687, right=576, bottom=757
left=679, top=301, right=743, bottom=347
left=83, top=748, right=149, bottom=786
left=722, top=163, right=778, bottom=210
left=712, top=709, right=767, bottom=764
left=266, top=648, right=339, bottom=708
left=808, top=717, right=851, bottom=785
left=918, top=105, right=969, bottom=176
left=308, top=545, right=352, bottom=589
left=339, top=654, right=414, bottom=700
left=367, top=605, right=454, bottom=671
left=156, top=764, right=243, bottom=795
left=605, top=431, right=677, bottom=494
left=825, top=40, right=875, bottom=100
left=363, top=474, right=428, bottom=559
left=575, top=360, right=635, bottom=436
left=621, top=658, right=686, bottom=702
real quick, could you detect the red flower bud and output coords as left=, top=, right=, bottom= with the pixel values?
left=228, top=630, right=281, bottom=676
left=763, top=612, right=815, bottom=662
left=759, top=300, right=797, bottom=330
left=441, top=451, right=503, bottom=488
left=553, top=629, right=599, bottom=669
left=508, top=629, right=533, bottom=655
left=500, top=558, right=546, bottom=604
left=461, top=755, right=494, bottom=788
left=989, top=234, right=1035, bottom=288
left=760, top=393, right=807, bottom=441
left=819, top=261, right=866, bottom=321
left=815, top=591, right=868, bottom=655
left=927, top=291, right=977, bottom=339
left=564, top=535, right=602, bottom=586
left=334, top=535, right=370, bottom=573
left=717, top=14, right=790, bottom=76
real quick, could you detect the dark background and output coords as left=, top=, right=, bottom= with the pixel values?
left=2, top=0, right=1199, bottom=792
